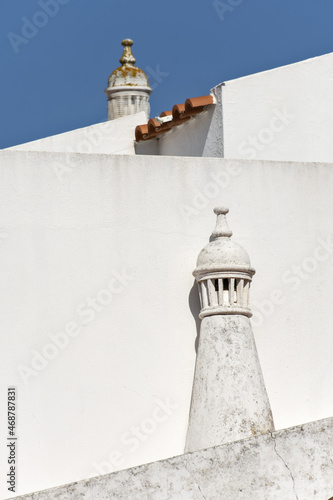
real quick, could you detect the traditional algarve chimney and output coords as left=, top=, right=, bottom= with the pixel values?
left=105, top=39, right=152, bottom=121
left=185, top=207, right=274, bottom=453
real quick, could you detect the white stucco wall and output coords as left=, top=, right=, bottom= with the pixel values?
left=5, top=112, right=146, bottom=155
left=222, top=52, right=333, bottom=163
left=1, top=151, right=333, bottom=497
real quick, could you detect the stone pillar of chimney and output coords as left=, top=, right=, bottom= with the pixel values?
left=105, top=39, right=152, bottom=121
left=185, top=207, right=274, bottom=453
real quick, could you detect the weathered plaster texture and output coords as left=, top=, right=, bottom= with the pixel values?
left=185, top=315, right=274, bottom=452
left=206, top=83, right=224, bottom=157
left=13, top=417, right=333, bottom=499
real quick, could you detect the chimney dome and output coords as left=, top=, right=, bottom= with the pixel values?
left=194, top=207, right=255, bottom=318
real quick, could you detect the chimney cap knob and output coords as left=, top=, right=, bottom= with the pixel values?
left=212, top=206, right=233, bottom=239
left=119, top=38, right=136, bottom=65
left=213, top=207, right=229, bottom=215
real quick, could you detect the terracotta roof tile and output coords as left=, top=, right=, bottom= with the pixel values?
left=185, top=95, right=214, bottom=115
left=135, top=94, right=215, bottom=142
left=135, top=124, right=149, bottom=141
left=148, top=118, right=162, bottom=134
left=172, top=103, right=187, bottom=121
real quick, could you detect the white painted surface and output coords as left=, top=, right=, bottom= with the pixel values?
left=13, top=417, right=333, bottom=500
left=1, top=152, right=333, bottom=497
left=185, top=315, right=274, bottom=453
left=5, top=112, right=146, bottom=155
left=222, top=52, right=333, bottom=163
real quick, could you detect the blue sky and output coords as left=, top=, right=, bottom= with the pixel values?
left=1, top=0, right=333, bottom=149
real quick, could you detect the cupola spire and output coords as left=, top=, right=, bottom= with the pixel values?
left=105, top=39, right=152, bottom=121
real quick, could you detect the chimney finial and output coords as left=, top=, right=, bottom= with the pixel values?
left=119, top=39, right=136, bottom=65
left=212, top=207, right=233, bottom=239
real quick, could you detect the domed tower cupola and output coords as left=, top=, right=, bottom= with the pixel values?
left=194, top=207, right=255, bottom=319
left=105, top=39, right=152, bottom=121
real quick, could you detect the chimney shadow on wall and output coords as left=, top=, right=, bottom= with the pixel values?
left=188, top=280, right=201, bottom=353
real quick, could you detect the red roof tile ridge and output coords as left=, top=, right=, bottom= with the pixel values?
left=135, top=93, right=215, bottom=142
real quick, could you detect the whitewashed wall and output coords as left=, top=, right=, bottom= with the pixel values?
left=1, top=151, right=333, bottom=497
left=6, top=112, right=146, bottom=155
left=222, top=52, right=333, bottom=163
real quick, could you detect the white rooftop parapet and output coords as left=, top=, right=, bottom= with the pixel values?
left=185, top=207, right=274, bottom=453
